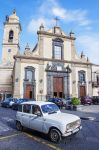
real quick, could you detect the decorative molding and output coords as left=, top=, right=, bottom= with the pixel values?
left=37, top=31, right=76, bottom=40
left=14, top=55, right=92, bottom=66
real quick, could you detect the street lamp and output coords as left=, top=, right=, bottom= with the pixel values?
left=66, top=65, right=72, bottom=99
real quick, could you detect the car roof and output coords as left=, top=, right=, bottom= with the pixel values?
left=21, top=101, right=54, bottom=106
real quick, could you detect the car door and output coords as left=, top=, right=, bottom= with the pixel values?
left=29, top=105, right=44, bottom=132
left=21, top=104, right=31, bottom=128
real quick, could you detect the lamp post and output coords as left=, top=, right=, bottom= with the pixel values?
left=66, top=65, right=72, bottom=99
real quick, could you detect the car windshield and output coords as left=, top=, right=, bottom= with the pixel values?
left=41, top=104, right=59, bottom=114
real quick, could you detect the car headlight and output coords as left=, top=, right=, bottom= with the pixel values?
left=66, top=119, right=81, bottom=131
left=76, top=119, right=81, bottom=126
left=66, top=124, right=71, bottom=130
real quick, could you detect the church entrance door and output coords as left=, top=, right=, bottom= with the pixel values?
left=80, top=86, right=86, bottom=97
left=24, top=84, right=33, bottom=99
left=53, top=77, right=63, bottom=98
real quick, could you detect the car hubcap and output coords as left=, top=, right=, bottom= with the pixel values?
left=17, top=122, right=21, bottom=130
left=51, top=131, right=58, bottom=141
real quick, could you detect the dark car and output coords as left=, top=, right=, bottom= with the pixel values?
left=12, top=98, right=29, bottom=110
left=80, top=96, right=92, bottom=105
left=1, top=98, right=17, bottom=108
left=48, top=98, right=63, bottom=108
left=62, top=98, right=72, bottom=109
left=92, top=96, right=99, bottom=104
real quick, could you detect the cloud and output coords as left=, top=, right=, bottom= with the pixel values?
left=52, top=7, right=66, bottom=19
left=77, top=34, right=99, bottom=64
left=28, top=18, right=46, bottom=33
left=52, top=7, right=91, bottom=26
left=27, top=17, right=54, bottom=33
left=27, top=0, right=91, bottom=34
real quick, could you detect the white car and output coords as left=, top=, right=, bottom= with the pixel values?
left=16, top=101, right=82, bottom=143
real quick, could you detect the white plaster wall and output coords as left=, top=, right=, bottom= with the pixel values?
left=0, top=69, right=12, bottom=84
left=43, top=37, right=52, bottom=58
left=64, top=40, right=71, bottom=61
left=93, top=87, right=99, bottom=96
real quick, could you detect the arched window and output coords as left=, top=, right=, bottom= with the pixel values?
left=78, top=70, right=86, bottom=83
left=8, top=30, right=14, bottom=42
left=52, top=38, right=64, bottom=60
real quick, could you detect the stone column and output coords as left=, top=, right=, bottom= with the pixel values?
left=64, top=76, right=67, bottom=98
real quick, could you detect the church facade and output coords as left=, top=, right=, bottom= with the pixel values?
left=0, top=10, right=99, bottom=101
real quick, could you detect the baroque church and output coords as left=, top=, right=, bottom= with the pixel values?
left=0, top=10, right=99, bottom=101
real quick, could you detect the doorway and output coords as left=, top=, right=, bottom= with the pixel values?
left=80, top=86, right=86, bottom=97
left=53, top=77, right=63, bottom=98
left=24, top=84, right=34, bottom=99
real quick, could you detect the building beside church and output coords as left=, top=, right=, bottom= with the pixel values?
left=0, top=10, right=99, bottom=101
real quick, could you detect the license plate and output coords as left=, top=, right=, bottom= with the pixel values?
left=72, top=128, right=79, bottom=133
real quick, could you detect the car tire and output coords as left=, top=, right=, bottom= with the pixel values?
left=16, top=121, right=23, bottom=131
left=49, top=128, right=62, bottom=143
left=12, top=106, right=14, bottom=109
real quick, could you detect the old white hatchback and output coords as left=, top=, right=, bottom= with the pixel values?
left=16, top=101, right=82, bottom=143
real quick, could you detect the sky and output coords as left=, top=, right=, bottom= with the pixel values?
left=0, top=0, right=99, bottom=64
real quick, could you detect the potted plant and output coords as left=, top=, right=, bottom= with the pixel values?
left=71, top=97, right=80, bottom=111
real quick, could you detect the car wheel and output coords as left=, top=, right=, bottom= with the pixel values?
left=16, top=121, right=23, bottom=131
left=49, top=128, right=61, bottom=143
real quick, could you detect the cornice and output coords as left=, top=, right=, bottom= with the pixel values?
left=2, top=43, right=19, bottom=46
left=14, top=55, right=92, bottom=66
left=4, top=22, right=22, bottom=31
left=37, top=31, right=76, bottom=40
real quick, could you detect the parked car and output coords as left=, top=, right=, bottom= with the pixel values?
left=1, top=98, right=17, bottom=108
left=80, top=96, right=92, bottom=105
left=92, top=96, right=99, bottom=104
left=16, top=101, right=82, bottom=143
left=12, top=98, right=29, bottom=110
left=48, top=98, right=63, bottom=108
left=9, top=98, right=18, bottom=107
left=61, top=98, right=72, bottom=109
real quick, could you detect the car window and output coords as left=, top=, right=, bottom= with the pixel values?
left=41, top=104, right=59, bottom=113
left=18, top=105, right=22, bottom=112
left=32, top=105, right=41, bottom=115
left=23, top=104, right=31, bottom=113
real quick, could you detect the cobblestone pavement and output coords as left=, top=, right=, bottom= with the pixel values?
left=0, top=105, right=99, bottom=150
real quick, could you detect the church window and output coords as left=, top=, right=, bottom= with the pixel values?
left=52, top=38, right=63, bottom=60
left=8, top=30, right=14, bottom=42
left=27, top=70, right=32, bottom=82
left=54, top=45, right=62, bottom=59
left=25, top=66, right=35, bottom=82
left=79, top=71, right=86, bottom=83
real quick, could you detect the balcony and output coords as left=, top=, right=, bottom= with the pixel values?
left=92, top=81, right=99, bottom=87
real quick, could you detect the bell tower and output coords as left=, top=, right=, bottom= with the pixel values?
left=2, top=9, right=21, bottom=64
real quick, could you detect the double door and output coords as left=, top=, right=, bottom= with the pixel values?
left=80, top=86, right=86, bottom=97
left=24, top=84, right=34, bottom=99
left=53, top=77, right=63, bottom=98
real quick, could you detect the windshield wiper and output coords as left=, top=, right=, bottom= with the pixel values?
left=48, top=111, right=57, bottom=114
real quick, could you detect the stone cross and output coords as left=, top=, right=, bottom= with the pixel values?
left=54, top=17, right=59, bottom=26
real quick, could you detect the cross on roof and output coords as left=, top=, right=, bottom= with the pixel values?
left=54, top=17, right=60, bottom=26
